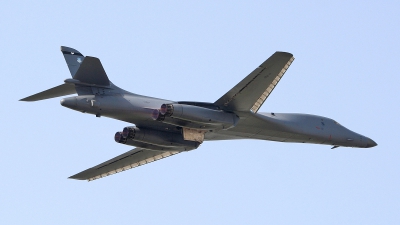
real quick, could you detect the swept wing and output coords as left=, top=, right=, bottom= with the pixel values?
left=69, top=148, right=181, bottom=181
left=214, top=52, right=294, bottom=112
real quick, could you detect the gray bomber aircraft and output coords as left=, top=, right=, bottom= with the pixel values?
left=21, top=46, right=377, bottom=181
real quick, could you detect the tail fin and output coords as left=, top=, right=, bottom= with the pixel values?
left=61, top=46, right=110, bottom=86
left=61, top=46, right=85, bottom=77
left=74, top=56, right=110, bottom=86
left=69, top=56, right=111, bottom=96
left=20, top=46, right=114, bottom=102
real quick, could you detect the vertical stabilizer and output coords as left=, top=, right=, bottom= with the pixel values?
left=61, top=46, right=85, bottom=77
left=74, top=57, right=110, bottom=86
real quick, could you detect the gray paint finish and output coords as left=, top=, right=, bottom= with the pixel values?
left=21, top=47, right=377, bottom=181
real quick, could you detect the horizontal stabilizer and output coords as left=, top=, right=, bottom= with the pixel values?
left=69, top=148, right=181, bottom=181
left=20, top=83, right=76, bottom=101
left=74, top=56, right=110, bottom=86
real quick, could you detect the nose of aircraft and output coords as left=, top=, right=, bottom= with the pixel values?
left=366, top=138, right=377, bottom=148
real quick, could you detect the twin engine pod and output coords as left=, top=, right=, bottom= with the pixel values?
left=152, top=103, right=239, bottom=130
left=114, top=126, right=200, bottom=150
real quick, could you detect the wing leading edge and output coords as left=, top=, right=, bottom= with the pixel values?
left=69, top=148, right=181, bottom=181
left=214, top=52, right=294, bottom=112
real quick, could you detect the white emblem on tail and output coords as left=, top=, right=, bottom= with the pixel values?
left=77, top=57, right=82, bottom=63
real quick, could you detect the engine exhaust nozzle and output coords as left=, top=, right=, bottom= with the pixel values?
left=114, top=132, right=127, bottom=143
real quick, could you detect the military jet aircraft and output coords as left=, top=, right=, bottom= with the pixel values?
left=21, top=46, right=377, bottom=181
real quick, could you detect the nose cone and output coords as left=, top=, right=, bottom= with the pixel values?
left=60, top=97, right=77, bottom=109
left=366, top=138, right=377, bottom=148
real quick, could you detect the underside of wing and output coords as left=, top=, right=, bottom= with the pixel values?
left=214, top=52, right=294, bottom=112
left=69, top=148, right=181, bottom=181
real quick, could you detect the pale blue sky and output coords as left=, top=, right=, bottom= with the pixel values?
left=1, top=1, right=399, bottom=224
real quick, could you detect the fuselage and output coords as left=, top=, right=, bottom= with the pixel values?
left=207, top=112, right=376, bottom=148
left=60, top=93, right=376, bottom=149
left=22, top=47, right=377, bottom=181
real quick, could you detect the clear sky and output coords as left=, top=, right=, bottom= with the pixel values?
left=1, top=1, right=399, bottom=224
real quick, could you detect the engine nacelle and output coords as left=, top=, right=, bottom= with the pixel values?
left=115, top=131, right=192, bottom=151
left=153, top=103, right=238, bottom=130
left=116, top=126, right=200, bottom=150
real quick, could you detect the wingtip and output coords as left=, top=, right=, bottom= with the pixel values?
left=68, top=175, right=87, bottom=181
left=19, top=97, right=30, bottom=102
left=275, top=51, right=293, bottom=56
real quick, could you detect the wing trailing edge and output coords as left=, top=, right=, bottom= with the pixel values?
left=250, top=55, right=294, bottom=112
